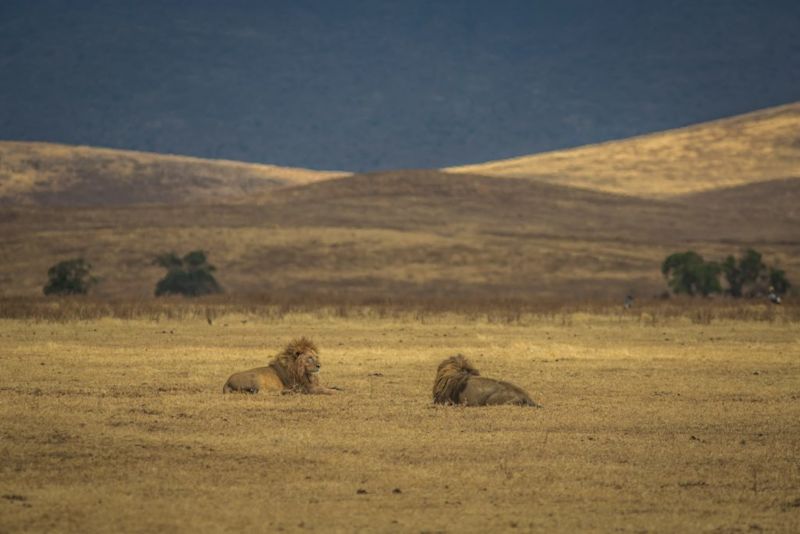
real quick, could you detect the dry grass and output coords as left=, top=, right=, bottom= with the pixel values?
left=2, top=171, right=797, bottom=301
left=1, top=295, right=799, bottom=325
left=1, top=307, right=799, bottom=532
left=0, top=220, right=679, bottom=300
left=1, top=107, right=798, bottom=304
left=0, top=141, right=348, bottom=206
left=446, top=102, right=800, bottom=198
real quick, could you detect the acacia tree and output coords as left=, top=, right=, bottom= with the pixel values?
left=661, top=251, right=721, bottom=297
left=666, top=248, right=791, bottom=299
left=721, top=249, right=765, bottom=297
left=43, top=258, right=97, bottom=295
left=153, top=250, right=222, bottom=297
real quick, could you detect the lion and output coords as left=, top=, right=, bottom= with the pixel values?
left=432, top=354, right=541, bottom=407
left=222, top=337, right=339, bottom=394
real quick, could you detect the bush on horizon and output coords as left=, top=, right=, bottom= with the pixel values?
left=153, top=250, right=222, bottom=297
left=661, top=251, right=721, bottom=297
left=664, top=248, right=791, bottom=298
left=43, top=258, right=98, bottom=295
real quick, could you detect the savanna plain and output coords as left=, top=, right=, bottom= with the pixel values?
left=1, top=303, right=799, bottom=533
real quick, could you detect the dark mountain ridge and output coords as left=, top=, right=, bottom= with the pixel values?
left=2, top=0, right=799, bottom=171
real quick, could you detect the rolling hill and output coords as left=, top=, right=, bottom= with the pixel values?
left=446, top=102, right=800, bottom=198
left=0, top=105, right=797, bottom=301
left=0, top=141, right=347, bottom=206
left=1, top=169, right=797, bottom=301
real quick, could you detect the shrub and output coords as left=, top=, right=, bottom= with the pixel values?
left=43, top=258, right=97, bottom=295
left=667, top=248, right=792, bottom=299
left=722, top=249, right=765, bottom=297
left=661, top=251, right=721, bottom=297
left=153, top=250, right=222, bottom=297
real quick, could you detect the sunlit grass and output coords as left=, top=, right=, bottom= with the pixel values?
left=1, top=309, right=798, bottom=532
left=447, top=102, right=800, bottom=197
left=0, top=141, right=347, bottom=203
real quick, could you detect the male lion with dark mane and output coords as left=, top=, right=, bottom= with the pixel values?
left=433, top=355, right=541, bottom=407
left=223, top=337, right=339, bottom=394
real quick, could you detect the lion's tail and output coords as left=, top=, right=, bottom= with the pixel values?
left=520, top=396, right=543, bottom=408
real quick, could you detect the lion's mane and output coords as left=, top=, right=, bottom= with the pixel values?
left=432, top=354, right=480, bottom=404
left=268, top=336, right=320, bottom=391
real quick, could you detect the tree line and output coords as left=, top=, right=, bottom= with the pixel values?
left=41, top=247, right=792, bottom=300
left=661, top=249, right=790, bottom=299
left=43, top=250, right=221, bottom=297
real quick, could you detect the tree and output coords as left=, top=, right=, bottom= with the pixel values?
left=661, top=251, right=721, bottom=297
left=153, top=250, right=222, bottom=297
left=768, top=267, right=791, bottom=296
left=43, top=258, right=97, bottom=295
left=721, top=249, right=765, bottom=297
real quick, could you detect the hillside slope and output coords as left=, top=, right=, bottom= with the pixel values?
left=1, top=170, right=797, bottom=300
left=0, top=141, right=347, bottom=206
left=446, top=102, right=800, bottom=198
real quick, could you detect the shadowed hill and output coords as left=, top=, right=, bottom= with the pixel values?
left=679, top=176, right=800, bottom=215
left=258, top=169, right=674, bottom=238
left=1, top=169, right=797, bottom=300
left=446, top=102, right=800, bottom=198
left=258, top=169, right=800, bottom=244
left=0, top=141, right=348, bottom=206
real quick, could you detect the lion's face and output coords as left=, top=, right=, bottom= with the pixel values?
left=298, top=351, right=321, bottom=378
left=280, top=337, right=322, bottom=387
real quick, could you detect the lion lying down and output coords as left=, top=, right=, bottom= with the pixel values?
left=223, top=337, right=339, bottom=395
left=433, top=355, right=541, bottom=407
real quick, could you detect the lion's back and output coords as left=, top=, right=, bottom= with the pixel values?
left=461, top=376, right=538, bottom=407
left=222, top=366, right=284, bottom=394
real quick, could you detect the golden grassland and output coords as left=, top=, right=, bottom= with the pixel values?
left=2, top=217, right=794, bottom=302
left=0, top=220, right=685, bottom=300
left=446, top=102, right=800, bottom=198
left=1, top=304, right=799, bottom=532
left=0, top=141, right=348, bottom=205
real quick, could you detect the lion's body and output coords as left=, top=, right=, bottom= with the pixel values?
left=223, top=337, right=338, bottom=395
left=433, top=355, right=540, bottom=407
left=221, top=365, right=285, bottom=394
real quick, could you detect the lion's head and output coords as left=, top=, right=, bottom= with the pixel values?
left=432, top=354, right=480, bottom=404
left=270, top=337, right=321, bottom=390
